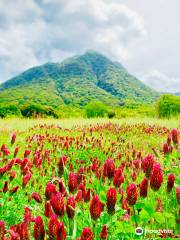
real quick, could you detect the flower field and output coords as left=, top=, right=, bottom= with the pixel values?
left=0, top=119, right=179, bottom=239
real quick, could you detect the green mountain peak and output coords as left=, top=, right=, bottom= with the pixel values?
left=0, top=50, right=159, bottom=109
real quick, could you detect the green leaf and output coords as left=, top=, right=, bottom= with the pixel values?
left=152, top=212, right=165, bottom=224
left=139, top=209, right=150, bottom=222
left=131, top=214, right=140, bottom=224
left=99, top=191, right=106, bottom=203
left=144, top=203, right=154, bottom=216
left=136, top=202, right=145, bottom=209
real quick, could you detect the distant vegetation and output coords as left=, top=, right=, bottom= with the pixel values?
left=85, top=101, right=107, bottom=118
left=20, top=103, right=59, bottom=118
left=0, top=94, right=179, bottom=119
left=0, top=104, right=21, bottom=118
left=0, top=51, right=179, bottom=119
left=0, top=51, right=158, bottom=115
left=157, top=94, right=180, bottom=118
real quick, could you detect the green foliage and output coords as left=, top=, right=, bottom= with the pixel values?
left=21, top=103, right=59, bottom=118
left=85, top=101, right=107, bottom=118
left=0, top=120, right=179, bottom=238
left=114, top=104, right=156, bottom=118
left=107, top=110, right=116, bottom=118
left=0, top=51, right=158, bottom=114
left=157, top=94, right=180, bottom=118
left=0, top=51, right=161, bottom=118
left=0, top=104, right=21, bottom=118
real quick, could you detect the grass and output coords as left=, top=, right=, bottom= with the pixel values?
left=0, top=117, right=179, bottom=239
left=0, top=117, right=179, bottom=132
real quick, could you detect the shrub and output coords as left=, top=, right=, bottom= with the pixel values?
left=21, top=103, right=59, bottom=118
left=157, top=94, right=180, bottom=118
left=107, top=111, right=116, bottom=119
left=85, top=101, right=107, bottom=118
left=0, top=104, right=21, bottom=118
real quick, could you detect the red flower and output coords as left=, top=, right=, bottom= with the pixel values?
left=21, top=158, right=28, bottom=169
left=140, top=178, right=148, bottom=198
left=20, top=222, right=29, bottom=240
left=68, top=172, right=78, bottom=193
left=1, top=144, right=10, bottom=156
left=0, top=221, right=5, bottom=240
left=1, top=144, right=6, bottom=152
left=59, top=180, right=66, bottom=195
left=44, top=201, right=53, bottom=218
left=64, top=140, right=69, bottom=151
left=31, top=192, right=42, bottom=203
left=75, top=190, right=83, bottom=202
left=171, top=128, right=179, bottom=145
left=84, top=189, right=91, bottom=202
left=131, top=171, right=137, bottom=181
left=50, top=192, right=65, bottom=217
left=150, top=164, right=163, bottom=191
left=121, top=197, right=129, bottom=210
left=22, top=173, right=32, bottom=187
left=48, top=215, right=59, bottom=240
left=103, top=159, right=115, bottom=179
left=167, top=174, right=175, bottom=193
left=45, top=182, right=57, bottom=200
left=80, top=227, right=93, bottom=240
left=163, top=143, right=170, bottom=154
left=9, top=171, right=16, bottom=181
left=34, top=216, right=45, bottom=240
left=176, top=187, right=180, bottom=205
left=106, top=188, right=117, bottom=215
left=10, top=185, right=19, bottom=193
left=77, top=167, right=84, bottom=184
left=132, top=148, right=136, bottom=158
left=8, top=228, right=20, bottom=240
left=14, top=146, right=19, bottom=158
left=11, top=133, right=16, bottom=145
left=0, top=167, right=7, bottom=177
left=113, top=167, right=123, bottom=187
left=126, top=184, right=138, bottom=206
left=118, top=187, right=124, bottom=196
left=142, top=154, right=154, bottom=178
left=100, top=224, right=108, bottom=239
left=90, top=195, right=102, bottom=220
left=66, top=196, right=76, bottom=219
left=24, top=207, right=32, bottom=224
left=24, top=149, right=31, bottom=158
left=58, top=156, right=67, bottom=177
left=78, top=183, right=85, bottom=196
left=3, top=181, right=8, bottom=193
left=56, top=221, right=66, bottom=240
left=133, top=160, right=141, bottom=169
left=6, top=159, right=15, bottom=171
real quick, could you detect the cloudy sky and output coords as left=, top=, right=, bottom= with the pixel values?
left=0, top=0, right=179, bottom=92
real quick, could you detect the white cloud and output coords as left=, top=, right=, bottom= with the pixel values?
left=0, top=0, right=179, bottom=93
left=0, top=0, right=146, bottom=81
left=141, top=70, right=180, bottom=93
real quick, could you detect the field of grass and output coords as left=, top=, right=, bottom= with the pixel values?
left=0, top=117, right=180, bottom=131
left=0, top=118, right=179, bottom=239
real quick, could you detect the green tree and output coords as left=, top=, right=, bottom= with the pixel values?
left=0, top=104, right=21, bottom=118
left=157, top=94, right=180, bottom=118
left=85, top=101, right=107, bottom=118
left=21, top=103, right=59, bottom=118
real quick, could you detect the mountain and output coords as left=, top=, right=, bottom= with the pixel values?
left=0, top=50, right=158, bottom=109
left=175, top=92, right=180, bottom=96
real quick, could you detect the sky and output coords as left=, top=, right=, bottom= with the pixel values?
left=0, top=0, right=180, bottom=93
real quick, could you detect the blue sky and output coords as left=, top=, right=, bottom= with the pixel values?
left=0, top=0, right=179, bottom=92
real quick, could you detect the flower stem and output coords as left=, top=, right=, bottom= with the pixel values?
left=133, top=205, right=138, bottom=228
